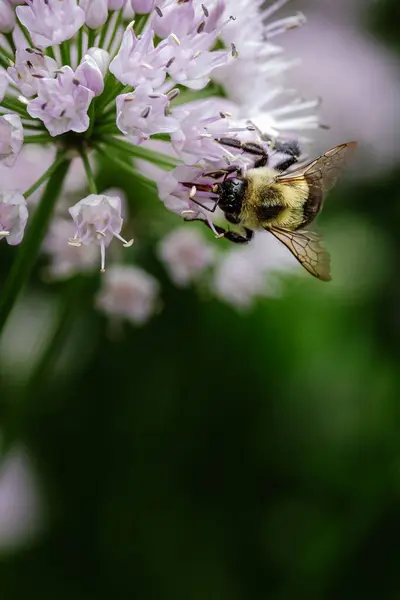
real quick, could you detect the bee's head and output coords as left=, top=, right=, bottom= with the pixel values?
left=218, top=177, right=247, bottom=214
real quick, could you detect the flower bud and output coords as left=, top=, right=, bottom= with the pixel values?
left=86, top=47, right=110, bottom=77
left=0, top=0, right=16, bottom=34
left=80, top=0, right=108, bottom=29
left=108, top=0, right=126, bottom=9
left=130, top=0, right=156, bottom=14
left=0, top=114, right=24, bottom=168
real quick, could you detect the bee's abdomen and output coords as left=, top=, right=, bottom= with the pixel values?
left=300, top=181, right=324, bottom=228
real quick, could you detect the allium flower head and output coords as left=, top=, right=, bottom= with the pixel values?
left=0, top=0, right=324, bottom=326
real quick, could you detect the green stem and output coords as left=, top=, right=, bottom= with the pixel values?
left=24, top=276, right=88, bottom=398
left=107, top=10, right=123, bottom=53
left=0, top=45, right=13, bottom=62
left=5, top=33, right=16, bottom=55
left=24, top=154, right=67, bottom=199
left=134, top=14, right=149, bottom=36
left=99, top=135, right=180, bottom=169
left=0, top=157, right=71, bottom=337
left=0, top=97, right=29, bottom=118
left=19, top=24, right=34, bottom=48
left=77, top=27, right=84, bottom=65
left=24, top=135, right=52, bottom=144
left=60, top=40, right=71, bottom=66
left=47, top=47, right=56, bottom=60
left=79, top=149, right=97, bottom=194
left=87, top=28, right=96, bottom=49
left=94, top=144, right=156, bottom=190
left=99, top=12, right=113, bottom=48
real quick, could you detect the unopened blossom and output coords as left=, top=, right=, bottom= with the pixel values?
left=158, top=228, right=214, bottom=287
left=116, top=84, right=180, bottom=144
left=0, top=0, right=16, bottom=34
left=131, top=0, right=156, bottom=14
left=96, top=265, right=160, bottom=325
left=68, top=194, right=133, bottom=272
left=44, top=218, right=98, bottom=280
left=80, top=0, right=108, bottom=30
left=8, top=48, right=59, bottom=98
left=108, top=0, right=126, bottom=9
left=0, top=73, right=9, bottom=103
left=0, top=191, right=28, bottom=246
left=86, top=47, right=110, bottom=78
left=16, top=0, right=85, bottom=48
left=0, top=114, right=24, bottom=168
left=0, top=146, right=55, bottom=205
left=75, top=54, right=106, bottom=97
left=109, top=26, right=168, bottom=90
left=27, top=66, right=94, bottom=136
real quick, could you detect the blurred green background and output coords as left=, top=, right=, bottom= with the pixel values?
left=1, top=1, right=400, bottom=598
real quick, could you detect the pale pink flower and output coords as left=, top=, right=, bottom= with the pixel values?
left=0, top=191, right=28, bottom=245
left=16, top=0, right=86, bottom=48
left=109, top=25, right=168, bottom=90
left=96, top=265, right=159, bottom=325
left=158, top=227, right=214, bottom=287
left=116, top=83, right=180, bottom=144
left=27, top=66, right=94, bottom=136
left=0, top=114, right=24, bottom=168
left=68, top=194, right=133, bottom=272
left=8, top=48, right=59, bottom=98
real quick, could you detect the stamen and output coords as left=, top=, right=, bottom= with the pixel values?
left=166, top=57, right=176, bottom=68
left=100, top=240, right=106, bottom=273
left=231, top=43, right=239, bottom=58
left=141, top=62, right=154, bottom=70
left=201, top=4, right=209, bottom=17
left=17, top=95, right=29, bottom=105
left=114, top=232, right=134, bottom=247
left=189, top=185, right=197, bottom=198
left=96, top=230, right=107, bottom=237
left=155, top=6, right=163, bottom=17
left=197, top=21, right=205, bottom=34
left=141, top=106, right=151, bottom=118
left=219, top=111, right=232, bottom=118
left=68, top=238, right=82, bottom=247
left=181, top=210, right=196, bottom=215
left=0, top=230, right=10, bottom=236
left=170, top=33, right=181, bottom=46
left=167, top=88, right=180, bottom=101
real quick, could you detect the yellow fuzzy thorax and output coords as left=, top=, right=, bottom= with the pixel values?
left=240, top=167, right=310, bottom=231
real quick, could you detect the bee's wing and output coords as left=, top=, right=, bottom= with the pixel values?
left=276, top=141, right=357, bottom=195
left=268, top=226, right=331, bottom=281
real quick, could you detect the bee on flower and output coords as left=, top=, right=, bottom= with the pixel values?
left=0, top=0, right=337, bottom=324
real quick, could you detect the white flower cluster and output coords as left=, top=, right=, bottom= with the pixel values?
left=0, top=0, right=320, bottom=322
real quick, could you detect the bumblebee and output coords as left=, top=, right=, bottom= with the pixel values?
left=182, top=138, right=357, bottom=281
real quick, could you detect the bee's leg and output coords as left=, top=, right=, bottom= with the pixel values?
left=223, top=228, right=254, bottom=244
left=203, top=165, right=240, bottom=179
left=216, top=138, right=269, bottom=168
left=187, top=218, right=253, bottom=244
